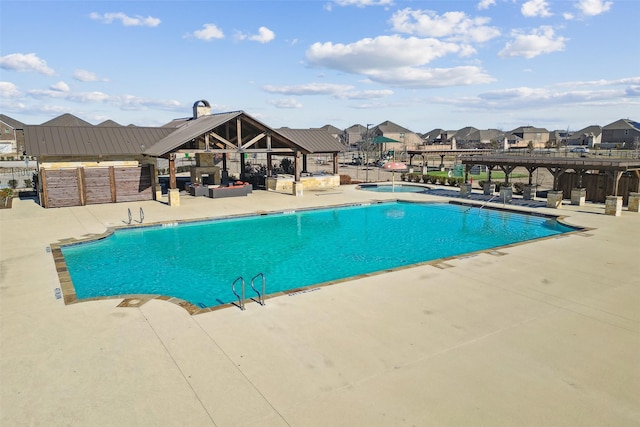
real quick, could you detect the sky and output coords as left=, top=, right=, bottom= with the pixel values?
left=1, top=0, right=638, bottom=134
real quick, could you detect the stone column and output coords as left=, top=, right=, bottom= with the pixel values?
left=605, top=195, right=622, bottom=216
left=571, top=188, right=586, bottom=206
left=547, top=190, right=563, bottom=209
left=628, top=192, right=640, bottom=212
left=499, top=186, right=513, bottom=203
left=483, top=182, right=495, bottom=195
left=168, top=188, right=180, bottom=206
left=460, top=183, right=472, bottom=198
left=293, top=181, right=304, bottom=197
left=523, top=184, right=536, bottom=200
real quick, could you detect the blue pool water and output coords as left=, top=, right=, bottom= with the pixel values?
left=359, top=183, right=427, bottom=193
left=61, top=202, right=576, bottom=308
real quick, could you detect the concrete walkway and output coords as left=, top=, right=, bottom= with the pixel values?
left=1, top=186, right=638, bottom=426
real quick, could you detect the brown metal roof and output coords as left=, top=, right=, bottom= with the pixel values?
left=276, top=128, right=346, bottom=153
left=40, top=113, right=93, bottom=127
left=23, top=126, right=174, bottom=156
left=144, top=112, right=243, bottom=157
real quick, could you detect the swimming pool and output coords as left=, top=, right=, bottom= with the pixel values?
left=59, top=202, right=577, bottom=310
left=359, top=183, right=428, bottom=193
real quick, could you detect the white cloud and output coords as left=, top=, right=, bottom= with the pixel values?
left=305, top=34, right=493, bottom=88
left=0, top=53, right=55, bottom=75
left=89, top=12, right=160, bottom=27
left=267, top=98, right=303, bottom=109
left=0, top=81, right=21, bottom=98
left=366, top=66, right=494, bottom=88
left=575, top=0, right=612, bottom=16
left=50, top=81, right=70, bottom=92
left=499, top=26, right=567, bottom=59
left=330, top=0, right=394, bottom=7
left=557, top=76, right=640, bottom=87
left=390, top=9, right=500, bottom=43
left=190, top=24, right=225, bottom=41
left=307, top=35, right=462, bottom=74
left=115, top=95, right=183, bottom=111
left=73, top=69, right=108, bottom=82
left=24, top=85, right=185, bottom=113
left=521, top=0, right=553, bottom=18
left=263, top=83, right=393, bottom=100
left=264, top=83, right=354, bottom=96
left=237, top=26, right=276, bottom=43
left=339, top=89, right=394, bottom=100
left=477, top=0, right=496, bottom=10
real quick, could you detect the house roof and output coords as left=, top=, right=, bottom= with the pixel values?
left=467, top=129, right=504, bottom=142
left=454, top=126, right=479, bottom=140
left=422, top=128, right=445, bottom=139
left=276, top=128, right=346, bottom=153
left=0, top=114, right=26, bottom=129
left=510, top=126, right=549, bottom=133
left=376, top=120, right=413, bottom=134
left=317, top=124, right=342, bottom=135
left=40, top=113, right=93, bottom=127
left=603, top=119, right=640, bottom=130
left=570, top=125, right=602, bottom=138
left=97, top=119, right=123, bottom=127
left=23, top=126, right=173, bottom=156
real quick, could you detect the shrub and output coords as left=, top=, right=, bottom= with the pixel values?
left=0, top=188, right=14, bottom=207
left=422, top=174, right=430, bottom=184
left=8, top=179, right=18, bottom=189
left=412, top=174, right=422, bottom=183
left=513, top=182, right=525, bottom=194
left=339, top=174, right=352, bottom=185
left=24, top=179, right=32, bottom=189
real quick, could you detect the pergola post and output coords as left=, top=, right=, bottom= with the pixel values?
left=547, top=167, right=566, bottom=191
left=294, top=150, right=302, bottom=181
left=499, top=165, right=516, bottom=186
left=168, top=153, right=177, bottom=189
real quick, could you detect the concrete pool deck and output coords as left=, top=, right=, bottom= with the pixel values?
left=1, top=186, right=638, bottom=426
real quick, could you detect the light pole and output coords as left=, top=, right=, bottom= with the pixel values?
left=365, top=123, right=373, bottom=182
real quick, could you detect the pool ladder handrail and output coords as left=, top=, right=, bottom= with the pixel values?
left=126, top=207, right=145, bottom=224
left=232, top=276, right=246, bottom=310
left=250, top=272, right=266, bottom=306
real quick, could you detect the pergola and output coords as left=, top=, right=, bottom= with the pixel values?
left=457, top=154, right=640, bottom=196
left=408, top=149, right=492, bottom=170
left=143, top=110, right=341, bottom=190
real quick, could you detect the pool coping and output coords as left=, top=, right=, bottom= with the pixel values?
left=50, top=199, right=591, bottom=316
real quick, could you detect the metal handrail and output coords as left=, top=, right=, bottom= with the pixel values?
left=232, top=276, right=245, bottom=310
left=250, top=273, right=266, bottom=306
left=139, top=207, right=145, bottom=223
left=127, top=208, right=132, bottom=225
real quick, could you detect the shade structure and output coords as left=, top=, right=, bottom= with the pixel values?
left=382, top=161, right=407, bottom=192
left=371, top=135, right=400, bottom=144
left=382, top=161, right=407, bottom=171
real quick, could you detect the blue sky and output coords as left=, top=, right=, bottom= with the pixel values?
left=1, top=0, right=638, bottom=133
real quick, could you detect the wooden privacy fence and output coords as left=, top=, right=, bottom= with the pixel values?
left=558, top=172, right=639, bottom=205
left=40, top=165, right=153, bottom=208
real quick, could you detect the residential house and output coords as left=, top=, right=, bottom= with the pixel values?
left=508, top=126, right=550, bottom=149
left=422, top=128, right=447, bottom=145
left=567, top=125, right=602, bottom=148
left=464, top=129, right=505, bottom=148
left=373, top=121, right=423, bottom=151
left=601, top=119, right=640, bottom=148
left=0, top=114, right=25, bottom=155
